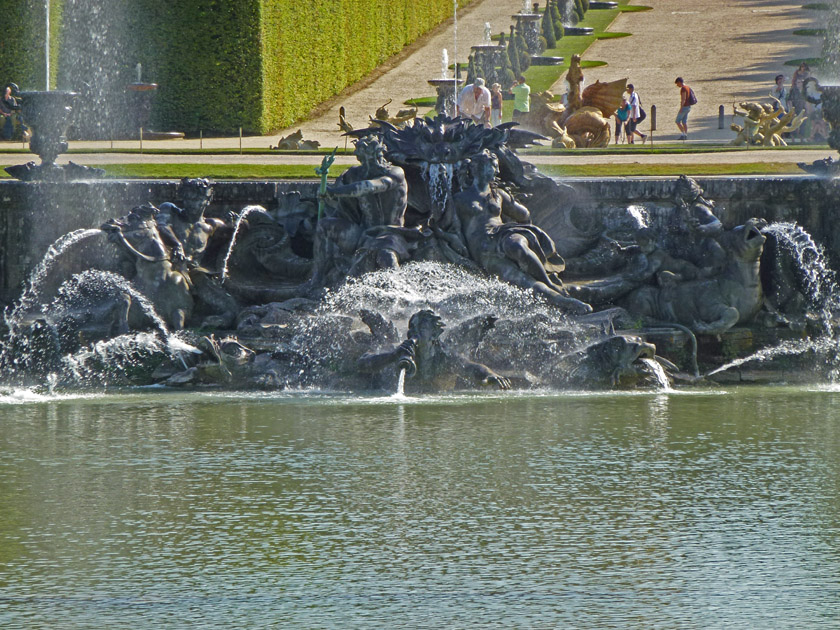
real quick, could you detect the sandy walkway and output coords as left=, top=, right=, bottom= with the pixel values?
left=266, top=0, right=827, bottom=149
left=10, top=0, right=827, bottom=158
left=576, top=0, right=826, bottom=142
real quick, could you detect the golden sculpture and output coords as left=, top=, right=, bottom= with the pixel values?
left=730, top=100, right=806, bottom=147
left=518, top=53, right=626, bottom=148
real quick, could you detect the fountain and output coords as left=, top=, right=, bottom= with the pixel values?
left=4, top=91, right=105, bottom=181
left=427, top=48, right=464, bottom=117
left=512, top=0, right=544, bottom=55
left=3, top=112, right=840, bottom=392
left=469, top=23, right=508, bottom=88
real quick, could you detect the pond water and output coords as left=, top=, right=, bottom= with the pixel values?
left=1, top=386, right=839, bottom=627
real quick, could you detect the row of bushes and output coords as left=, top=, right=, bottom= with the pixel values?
left=0, top=0, right=473, bottom=135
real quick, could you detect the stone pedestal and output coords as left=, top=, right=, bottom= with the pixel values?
left=513, top=13, right=542, bottom=55
left=428, top=78, right=464, bottom=117
left=470, top=44, right=508, bottom=87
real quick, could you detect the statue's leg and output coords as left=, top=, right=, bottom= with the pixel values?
left=500, top=234, right=560, bottom=290
left=692, top=306, right=739, bottom=335
left=488, top=257, right=591, bottom=314
left=310, top=218, right=360, bottom=286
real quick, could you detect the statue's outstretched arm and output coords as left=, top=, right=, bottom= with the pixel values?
left=328, top=174, right=401, bottom=198
left=457, top=356, right=511, bottom=390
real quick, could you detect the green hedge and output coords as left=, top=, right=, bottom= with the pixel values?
left=259, top=0, right=473, bottom=133
left=0, top=0, right=472, bottom=135
left=0, top=0, right=63, bottom=90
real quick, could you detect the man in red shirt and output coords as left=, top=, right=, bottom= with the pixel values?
left=675, top=77, right=693, bottom=140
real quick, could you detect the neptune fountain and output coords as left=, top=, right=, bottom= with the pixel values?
left=2, top=109, right=840, bottom=393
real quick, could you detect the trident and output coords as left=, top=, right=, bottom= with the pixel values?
left=315, top=147, right=338, bottom=220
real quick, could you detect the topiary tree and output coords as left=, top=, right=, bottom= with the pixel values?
left=582, top=0, right=590, bottom=12
left=498, top=47, right=516, bottom=90
left=513, top=25, right=531, bottom=72
left=542, top=3, right=556, bottom=49
left=575, top=0, right=585, bottom=22
left=550, top=0, right=564, bottom=41
left=507, top=26, right=522, bottom=78
left=466, top=53, right=477, bottom=85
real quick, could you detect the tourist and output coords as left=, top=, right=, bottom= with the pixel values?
left=789, top=64, right=812, bottom=141
left=614, top=96, right=631, bottom=144
left=790, top=63, right=810, bottom=112
left=674, top=76, right=695, bottom=140
left=457, top=77, right=491, bottom=126
left=490, top=83, right=503, bottom=127
left=0, top=85, right=18, bottom=141
left=771, top=74, right=788, bottom=112
left=626, top=84, right=647, bottom=144
left=510, top=75, right=530, bottom=122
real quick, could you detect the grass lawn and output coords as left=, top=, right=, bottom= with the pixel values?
left=0, top=160, right=804, bottom=180
left=537, top=162, right=808, bottom=177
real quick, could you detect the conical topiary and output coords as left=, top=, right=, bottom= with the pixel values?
left=498, top=46, right=516, bottom=90
left=466, top=54, right=477, bottom=85
left=507, top=26, right=522, bottom=77
left=550, top=0, right=564, bottom=40
left=513, top=25, right=531, bottom=71
left=575, top=0, right=585, bottom=21
left=542, top=2, right=557, bottom=49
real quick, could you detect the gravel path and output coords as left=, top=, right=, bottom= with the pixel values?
left=3, top=0, right=830, bottom=164
left=270, top=0, right=827, bottom=148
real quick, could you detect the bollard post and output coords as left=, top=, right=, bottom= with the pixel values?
left=650, top=104, right=656, bottom=133
left=239, top=127, right=243, bottom=154
left=139, top=127, right=143, bottom=154
left=719, top=104, right=725, bottom=129
left=200, top=129, right=203, bottom=149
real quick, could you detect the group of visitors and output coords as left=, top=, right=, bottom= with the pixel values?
left=613, top=77, right=695, bottom=144
left=614, top=83, right=648, bottom=144
left=775, top=63, right=829, bottom=143
left=456, top=75, right=531, bottom=128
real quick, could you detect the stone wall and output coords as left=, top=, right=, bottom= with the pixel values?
left=2, top=176, right=838, bottom=306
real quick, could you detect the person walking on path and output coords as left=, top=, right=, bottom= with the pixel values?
left=457, top=77, right=492, bottom=126
left=490, top=82, right=503, bottom=126
left=675, top=77, right=695, bottom=140
left=626, top=84, right=647, bottom=144
left=510, top=75, right=530, bottom=122
left=614, top=96, right=631, bottom=144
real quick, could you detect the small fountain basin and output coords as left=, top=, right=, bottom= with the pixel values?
left=564, top=26, right=595, bottom=36
left=530, top=55, right=564, bottom=66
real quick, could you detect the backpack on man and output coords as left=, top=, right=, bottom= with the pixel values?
left=685, top=86, right=698, bottom=106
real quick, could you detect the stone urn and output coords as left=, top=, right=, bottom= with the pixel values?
left=4, top=90, right=105, bottom=181
left=20, top=90, right=78, bottom=165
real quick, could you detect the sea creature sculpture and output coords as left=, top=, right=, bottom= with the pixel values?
left=357, top=309, right=511, bottom=392
left=623, top=219, right=767, bottom=334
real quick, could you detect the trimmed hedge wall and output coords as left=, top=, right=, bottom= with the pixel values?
left=0, top=0, right=472, bottom=136
left=260, top=0, right=472, bottom=132
left=0, top=0, right=63, bottom=90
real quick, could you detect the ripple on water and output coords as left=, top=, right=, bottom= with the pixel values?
left=0, top=389, right=839, bottom=627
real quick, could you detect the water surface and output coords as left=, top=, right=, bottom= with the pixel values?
left=1, top=387, right=839, bottom=627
